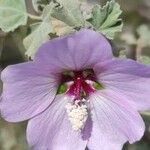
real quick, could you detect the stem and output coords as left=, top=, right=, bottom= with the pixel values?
left=28, top=14, right=42, bottom=20
left=126, top=45, right=137, bottom=60
left=136, top=45, right=142, bottom=60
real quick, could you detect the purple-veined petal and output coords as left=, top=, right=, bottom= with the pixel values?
left=87, top=89, right=145, bottom=150
left=0, top=62, right=59, bottom=122
left=35, top=29, right=112, bottom=72
left=94, top=59, right=150, bottom=111
left=27, top=95, right=87, bottom=150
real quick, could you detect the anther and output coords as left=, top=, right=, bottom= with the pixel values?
left=65, top=100, right=88, bottom=131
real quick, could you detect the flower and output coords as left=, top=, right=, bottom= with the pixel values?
left=1, top=29, right=150, bottom=150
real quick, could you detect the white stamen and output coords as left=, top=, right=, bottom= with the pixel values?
left=65, top=100, right=88, bottom=131
left=86, top=80, right=93, bottom=85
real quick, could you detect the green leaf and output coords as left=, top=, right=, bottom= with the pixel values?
left=23, top=4, right=53, bottom=59
left=0, top=0, right=28, bottom=32
left=51, top=0, right=85, bottom=28
left=42, top=3, right=55, bottom=22
left=24, top=22, right=52, bottom=59
left=88, top=0, right=123, bottom=39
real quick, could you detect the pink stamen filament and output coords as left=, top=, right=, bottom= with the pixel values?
left=66, top=74, right=95, bottom=101
left=82, top=81, right=95, bottom=94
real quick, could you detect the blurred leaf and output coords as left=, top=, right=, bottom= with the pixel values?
left=24, top=4, right=54, bottom=58
left=88, top=0, right=123, bottom=39
left=119, top=50, right=127, bottom=58
left=121, top=32, right=137, bottom=45
left=0, top=0, right=28, bottom=32
left=51, top=0, right=85, bottom=28
left=141, top=111, right=150, bottom=117
left=0, top=34, right=25, bottom=67
left=136, top=143, right=149, bottom=150
left=138, top=56, right=150, bottom=66
left=11, top=31, right=27, bottom=60
left=125, top=142, right=149, bottom=150
left=137, top=25, right=150, bottom=48
left=0, top=120, right=29, bottom=150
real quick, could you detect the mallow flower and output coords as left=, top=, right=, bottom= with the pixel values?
left=1, top=29, right=150, bottom=150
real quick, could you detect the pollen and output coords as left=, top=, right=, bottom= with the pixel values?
left=65, top=100, right=88, bottom=131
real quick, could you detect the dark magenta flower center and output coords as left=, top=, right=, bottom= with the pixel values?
left=58, top=69, right=103, bottom=101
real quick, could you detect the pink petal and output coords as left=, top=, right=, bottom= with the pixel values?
left=94, top=59, right=150, bottom=111
left=27, top=95, right=87, bottom=150
left=87, top=89, right=145, bottom=150
left=0, top=62, right=58, bottom=122
left=35, top=29, right=112, bottom=72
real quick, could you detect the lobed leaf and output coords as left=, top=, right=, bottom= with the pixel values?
left=87, top=0, right=123, bottom=39
left=0, top=0, right=28, bottom=32
left=51, top=0, right=85, bottom=28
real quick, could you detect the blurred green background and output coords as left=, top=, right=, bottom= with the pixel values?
left=0, top=0, right=150, bottom=150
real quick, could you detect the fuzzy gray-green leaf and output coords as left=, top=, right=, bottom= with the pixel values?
left=24, top=22, right=52, bottom=59
left=0, top=0, right=28, bottom=32
left=23, top=4, right=54, bottom=59
left=51, top=0, right=85, bottom=28
left=88, top=0, right=123, bottom=39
